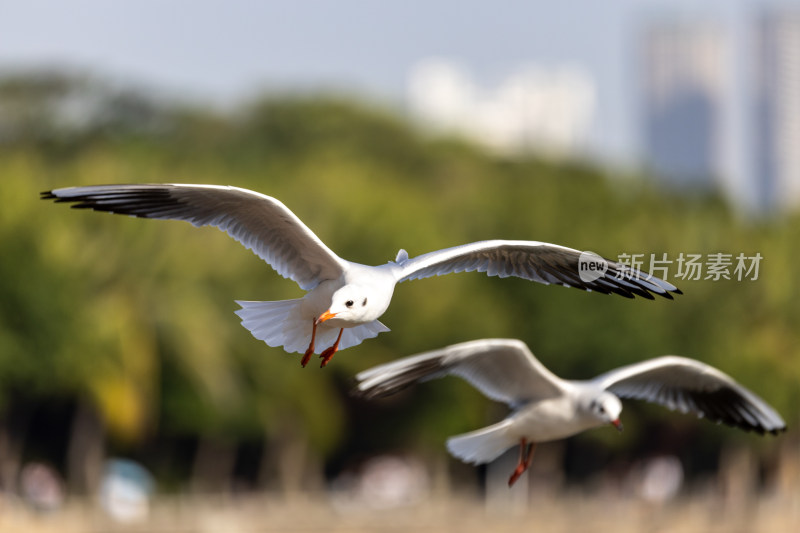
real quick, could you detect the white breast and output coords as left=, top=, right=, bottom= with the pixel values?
left=508, top=396, right=598, bottom=442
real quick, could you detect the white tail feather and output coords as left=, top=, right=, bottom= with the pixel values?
left=446, top=419, right=516, bottom=465
left=234, top=299, right=389, bottom=354
left=339, top=320, right=391, bottom=350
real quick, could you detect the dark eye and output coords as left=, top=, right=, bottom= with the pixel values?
left=598, top=406, right=606, bottom=414
left=362, top=298, right=368, bottom=307
left=346, top=300, right=354, bottom=308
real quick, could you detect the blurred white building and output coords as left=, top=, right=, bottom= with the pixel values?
left=640, top=20, right=728, bottom=190
left=753, top=10, right=800, bottom=212
left=407, top=59, right=596, bottom=157
left=639, top=10, right=800, bottom=214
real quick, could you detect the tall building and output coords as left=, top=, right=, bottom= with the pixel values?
left=640, top=21, right=728, bottom=189
left=753, top=10, right=800, bottom=212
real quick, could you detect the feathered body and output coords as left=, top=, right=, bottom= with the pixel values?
left=355, top=339, right=786, bottom=470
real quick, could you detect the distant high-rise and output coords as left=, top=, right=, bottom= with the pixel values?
left=753, top=11, right=800, bottom=211
left=641, top=21, right=727, bottom=189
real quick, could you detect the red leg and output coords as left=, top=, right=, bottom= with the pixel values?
left=319, top=328, right=344, bottom=367
left=508, top=438, right=537, bottom=487
left=301, top=319, right=318, bottom=368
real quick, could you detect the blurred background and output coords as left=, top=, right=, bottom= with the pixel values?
left=1, top=1, right=798, bottom=531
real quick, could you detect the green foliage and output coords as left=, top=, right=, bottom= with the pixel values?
left=1, top=73, right=796, bottom=479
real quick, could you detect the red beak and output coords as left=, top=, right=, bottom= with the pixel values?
left=611, top=419, right=623, bottom=432
left=316, top=310, right=337, bottom=324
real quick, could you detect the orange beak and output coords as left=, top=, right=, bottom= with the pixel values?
left=611, top=419, right=623, bottom=432
left=316, top=310, right=337, bottom=324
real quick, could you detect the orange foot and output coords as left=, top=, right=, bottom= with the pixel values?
left=301, top=319, right=319, bottom=368
left=319, top=328, right=344, bottom=368
left=508, top=438, right=536, bottom=487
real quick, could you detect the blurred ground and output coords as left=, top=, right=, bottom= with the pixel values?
left=3, top=439, right=799, bottom=533
left=1, top=490, right=798, bottom=533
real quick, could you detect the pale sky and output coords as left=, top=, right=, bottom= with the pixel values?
left=0, top=0, right=793, bottom=163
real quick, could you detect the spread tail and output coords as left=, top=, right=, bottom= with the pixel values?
left=446, top=419, right=516, bottom=465
left=234, top=299, right=390, bottom=354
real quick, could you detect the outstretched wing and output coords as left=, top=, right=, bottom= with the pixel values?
left=593, top=356, right=786, bottom=435
left=394, top=240, right=680, bottom=300
left=354, top=338, right=567, bottom=407
left=42, top=184, right=347, bottom=290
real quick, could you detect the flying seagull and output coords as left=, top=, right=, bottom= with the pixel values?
left=43, top=184, right=680, bottom=367
left=354, top=339, right=786, bottom=486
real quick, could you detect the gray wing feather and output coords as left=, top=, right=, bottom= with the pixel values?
left=594, top=356, right=786, bottom=435
left=395, top=240, right=680, bottom=300
left=42, top=184, right=347, bottom=290
left=354, top=338, right=566, bottom=406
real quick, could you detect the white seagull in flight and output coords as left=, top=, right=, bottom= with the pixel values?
left=354, top=339, right=786, bottom=486
left=43, top=184, right=681, bottom=367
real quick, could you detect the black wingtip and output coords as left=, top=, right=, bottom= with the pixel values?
left=349, top=384, right=385, bottom=401
left=41, top=190, right=76, bottom=204
left=349, top=386, right=370, bottom=400
left=748, top=424, right=787, bottom=436
left=347, top=377, right=365, bottom=398
left=637, top=284, right=682, bottom=301
left=768, top=425, right=788, bottom=436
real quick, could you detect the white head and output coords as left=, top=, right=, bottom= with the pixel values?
left=584, top=391, right=624, bottom=431
left=317, top=285, right=374, bottom=325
